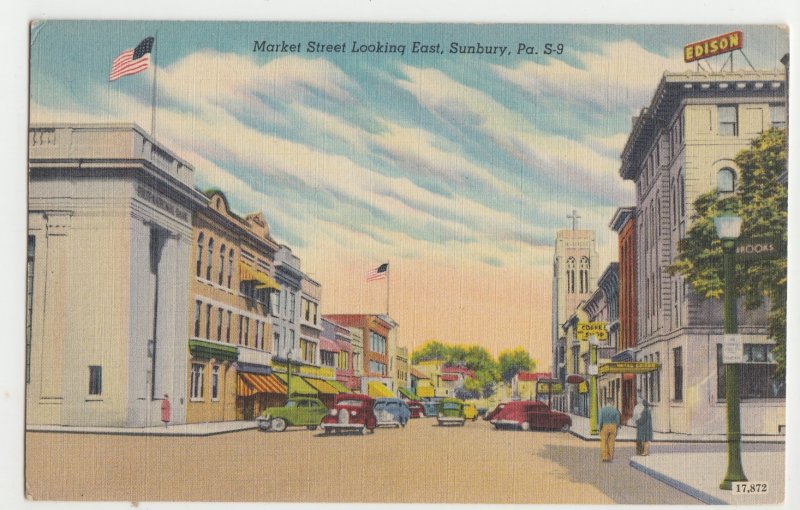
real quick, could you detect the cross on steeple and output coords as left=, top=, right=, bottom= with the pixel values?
left=568, top=209, right=581, bottom=230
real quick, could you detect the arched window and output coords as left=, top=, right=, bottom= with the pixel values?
left=566, top=257, right=576, bottom=294
left=717, top=167, right=735, bottom=193
left=218, top=244, right=226, bottom=285
left=195, top=233, right=204, bottom=277
left=206, top=238, right=214, bottom=280
left=228, top=249, right=234, bottom=288
left=579, top=256, right=590, bottom=293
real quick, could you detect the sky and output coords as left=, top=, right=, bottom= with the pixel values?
left=28, top=21, right=789, bottom=369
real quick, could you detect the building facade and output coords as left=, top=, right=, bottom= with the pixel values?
left=27, top=124, right=206, bottom=427
left=551, top=229, right=599, bottom=379
left=323, top=314, right=398, bottom=394
left=188, top=190, right=281, bottom=422
left=619, top=70, right=786, bottom=435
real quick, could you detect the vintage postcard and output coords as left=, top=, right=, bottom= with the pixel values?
left=22, top=17, right=790, bottom=506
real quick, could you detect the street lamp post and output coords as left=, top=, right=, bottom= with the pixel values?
left=714, top=212, right=747, bottom=490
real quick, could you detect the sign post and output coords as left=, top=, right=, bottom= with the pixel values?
left=588, top=335, right=599, bottom=435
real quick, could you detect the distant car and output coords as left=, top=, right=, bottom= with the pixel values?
left=437, top=397, right=466, bottom=426
left=488, top=400, right=539, bottom=430
left=405, top=400, right=425, bottom=418
left=463, top=402, right=478, bottom=421
left=321, top=393, right=377, bottom=435
left=257, top=397, right=327, bottom=432
left=526, top=402, right=572, bottom=431
left=374, top=398, right=411, bottom=427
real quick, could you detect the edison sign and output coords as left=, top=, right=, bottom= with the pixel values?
left=684, top=31, right=743, bottom=63
left=576, top=321, right=608, bottom=341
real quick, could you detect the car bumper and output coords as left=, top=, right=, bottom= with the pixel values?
left=321, top=423, right=366, bottom=430
left=491, top=419, right=524, bottom=427
left=437, top=416, right=465, bottom=423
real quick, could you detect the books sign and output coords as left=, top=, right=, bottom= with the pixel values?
left=723, top=334, right=744, bottom=364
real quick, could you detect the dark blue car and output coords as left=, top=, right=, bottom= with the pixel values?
left=373, top=398, right=411, bottom=427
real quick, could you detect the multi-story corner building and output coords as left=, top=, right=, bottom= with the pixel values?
left=559, top=309, right=589, bottom=415
left=619, top=70, right=786, bottom=435
left=189, top=190, right=281, bottom=422
left=323, top=314, right=398, bottom=395
left=27, top=124, right=207, bottom=427
left=551, top=229, right=599, bottom=383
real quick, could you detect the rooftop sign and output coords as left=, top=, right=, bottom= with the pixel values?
left=684, top=31, right=743, bottom=63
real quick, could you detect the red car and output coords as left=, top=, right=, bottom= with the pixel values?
left=488, top=400, right=550, bottom=431
left=404, top=400, right=424, bottom=419
left=321, top=393, right=377, bottom=435
left=526, top=401, right=571, bottom=431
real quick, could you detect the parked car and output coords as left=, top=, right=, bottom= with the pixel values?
left=436, top=397, right=466, bottom=426
left=421, top=397, right=442, bottom=417
left=321, top=393, right=377, bottom=435
left=463, top=402, right=478, bottom=421
left=488, top=400, right=539, bottom=430
left=257, top=397, right=327, bottom=432
left=404, top=400, right=425, bottom=419
left=526, top=402, right=572, bottom=431
left=483, top=402, right=508, bottom=421
left=374, top=398, right=411, bottom=427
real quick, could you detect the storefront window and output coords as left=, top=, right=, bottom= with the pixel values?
left=717, top=344, right=785, bottom=400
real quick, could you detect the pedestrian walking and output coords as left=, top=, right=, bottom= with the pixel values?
left=632, top=396, right=645, bottom=455
left=636, top=400, right=653, bottom=456
left=598, top=398, right=621, bottom=462
left=161, top=394, right=171, bottom=428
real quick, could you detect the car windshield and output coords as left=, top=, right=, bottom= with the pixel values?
left=337, top=399, right=363, bottom=407
left=443, top=403, right=461, bottom=410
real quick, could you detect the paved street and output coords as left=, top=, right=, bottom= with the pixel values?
left=26, top=417, right=699, bottom=504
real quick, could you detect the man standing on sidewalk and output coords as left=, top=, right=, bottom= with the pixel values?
left=598, top=398, right=621, bottom=462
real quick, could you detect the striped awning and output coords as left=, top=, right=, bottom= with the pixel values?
left=304, top=378, right=339, bottom=395
left=237, top=373, right=287, bottom=397
left=239, top=261, right=281, bottom=291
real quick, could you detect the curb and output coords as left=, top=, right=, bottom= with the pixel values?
left=26, top=425, right=258, bottom=437
left=629, top=458, right=728, bottom=505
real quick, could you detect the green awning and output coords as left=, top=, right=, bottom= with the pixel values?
left=399, top=387, right=419, bottom=400
left=189, top=339, right=237, bottom=362
left=275, top=373, right=318, bottom=396
left=327, top=380, right=350, bottom=393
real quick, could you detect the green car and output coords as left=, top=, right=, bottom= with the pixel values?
left=257, top=397, right=327, bottom=432
left=437, top=397, right=466, bottom=426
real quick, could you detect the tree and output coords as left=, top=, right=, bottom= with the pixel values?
left=498, top=347, right=536, bottom=383
left=411, top=340, right=450, bottom=363
left=669, top=128, right=787, bottom=378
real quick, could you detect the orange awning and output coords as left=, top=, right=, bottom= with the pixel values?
left=238, top=373, right=287, bottom=396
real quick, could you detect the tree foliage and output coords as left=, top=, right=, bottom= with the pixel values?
left=498, top=347, right=536, bottom=383
left=669, top=128, right=787, bottom=377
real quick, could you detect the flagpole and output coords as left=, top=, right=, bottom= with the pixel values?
left=151, top=31, right=159, bottom=138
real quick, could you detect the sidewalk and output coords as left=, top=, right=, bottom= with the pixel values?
left=630, top=451, right=785, bottom=505
left=565, top=413, right=785, bottom=504
left=26, top=420, right=258, bottom=436
left=566, top=412, right=785, bottom=443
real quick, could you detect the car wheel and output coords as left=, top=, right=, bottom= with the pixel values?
left=521, top=421, right=531, bottom=431
left=307, top=425, right=317, bottom=431
left=322, top=427, right=330, bottom=435
left=560, top=423, right=571, bottom=432
left=360, top=426, right=368, bottom=435
left=460, top=420, right=465, bottom=427
left=472, top=416, right=477, bottom=422
left=271, top=418, right=287, bottom=432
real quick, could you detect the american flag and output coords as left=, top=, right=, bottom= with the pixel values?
left=367, top=263, right=388, bottom=282
left=109, top=37, right=154, bottom=81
